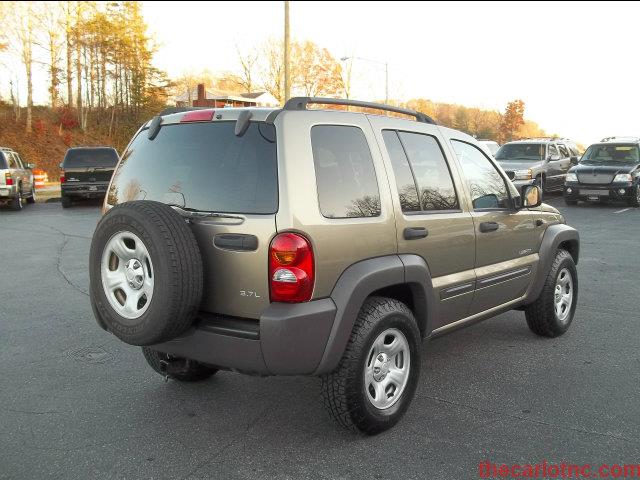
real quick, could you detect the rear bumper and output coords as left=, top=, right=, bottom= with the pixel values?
left=0, top=185, right=17, bottom=199
left=563, top=182, right=635, bottom=201
left=151, top=299, right=337, bottom=376
left=62, top=182, right=109, bottom=198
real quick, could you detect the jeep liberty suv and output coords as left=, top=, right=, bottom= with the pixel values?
left=89, top=98, right=580, bottom=435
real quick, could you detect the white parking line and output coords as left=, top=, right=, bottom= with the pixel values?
left=613, top=208, right=631, bottom=214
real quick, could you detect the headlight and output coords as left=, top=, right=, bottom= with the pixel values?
left=613, top=173, right=633, bottom=182
left=565, top=173, right=578, bottom=182
left=514, top=169, right=533, bottom=180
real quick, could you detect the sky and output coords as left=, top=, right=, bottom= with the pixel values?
left=4, top=1, right=640, bottom=146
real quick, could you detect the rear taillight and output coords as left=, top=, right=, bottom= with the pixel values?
left=269, top=233, right=314, bottom=303
left=60, top=174, right=66, bottom=183
left=5, top=173, right=13, bottom=186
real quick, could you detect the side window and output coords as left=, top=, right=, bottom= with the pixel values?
left=382, top=130, right=421, bottom=212
left=7, top=153, right=18, bottom=169
left=311, top=125, right=381, bottom=219
left=558, top=144, right=570, bottom=158
left=397, top=132, right=459, bottom=211
left=452, top=140, right=510, bottom=210
left=548, top=144, right=559, bottom=158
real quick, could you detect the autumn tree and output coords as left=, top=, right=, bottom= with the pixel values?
left=292, top=41, right=343, bottom=97
left=499, top=99, right=525, bottom=143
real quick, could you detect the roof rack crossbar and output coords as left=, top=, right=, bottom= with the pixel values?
left=283, top=97, right=436, bottom=124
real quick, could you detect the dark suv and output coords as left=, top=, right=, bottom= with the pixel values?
left=563, top=137, right=640, bottom=206
left=60, top=147, right=119, bottom=208
left=89, top=99, right=579, bottom=435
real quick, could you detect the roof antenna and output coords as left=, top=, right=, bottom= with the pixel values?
left=235, top=110, right=253, bottom=137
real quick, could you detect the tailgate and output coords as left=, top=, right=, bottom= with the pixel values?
left=64, top=167, right=114, bottom=183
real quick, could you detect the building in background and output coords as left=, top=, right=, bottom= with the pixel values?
left=175, top=84, right=278, bottom=108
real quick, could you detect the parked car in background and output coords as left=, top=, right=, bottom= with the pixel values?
left=88, top=98, right=579, bottom=435
left=60, top=147, right=119, bottom=208
left=478, top=140, right=500, bottom=156
left=494, top=138, right=578, bottom=194
left=0, top=147, right=36, bottom=211
left=564, top=137, right=640, bottom=206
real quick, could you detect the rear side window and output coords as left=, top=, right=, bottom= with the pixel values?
left=7, top=153, right=18, bottom=169
left=311, top=125, right=380, bottom=218
left=108, top=122, right=278, bottom=214
left=63, top=148, right=119, bottom=168
left=382, top=131, right=421, bottom=212
left=452, top=140, right=510, bottom=210
left=558, top=144, right=570, bottom=158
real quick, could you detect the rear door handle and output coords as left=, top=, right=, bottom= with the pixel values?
left=403, top=227, right=428, bottom=240
left=479, top=221, right=499, bottom=233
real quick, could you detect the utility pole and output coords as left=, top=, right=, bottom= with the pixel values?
left=284, top=1, right=291, bottom=103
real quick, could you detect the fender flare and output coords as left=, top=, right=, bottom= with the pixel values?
left=524, top=223, right=580, bottom=304
left=313, top=254, right=436, bottom=375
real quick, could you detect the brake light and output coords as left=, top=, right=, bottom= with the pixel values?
left=180, top=110, right=214, bottom=123
left=60, top=174, right=66, bottom=183
left=269, top=233, right=314, bottom=303
left=5, top=173, right=13, bottom=186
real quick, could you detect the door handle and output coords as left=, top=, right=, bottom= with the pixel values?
left=403, top=227, right=428, bottom=240
left=479, top=221, right=499, bottom=233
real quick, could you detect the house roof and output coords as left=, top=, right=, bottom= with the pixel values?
left=175, top=88, right=270, bottom=103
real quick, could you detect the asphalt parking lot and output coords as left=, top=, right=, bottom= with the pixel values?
left=1, top=197, right=639, bottom=480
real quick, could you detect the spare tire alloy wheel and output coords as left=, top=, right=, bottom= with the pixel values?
left=101, top=231, right=154, bottom=320
left=365, top=328, right=410, bottom=410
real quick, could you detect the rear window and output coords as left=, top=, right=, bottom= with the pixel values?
left=107, top=122, right=278, bottom=214
left=0, top=153, right=7, bottom=170
left=495, top=143, right=545, bottom=161
left=63, top=148, right=119, bottom=168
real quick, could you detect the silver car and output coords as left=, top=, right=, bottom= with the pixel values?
left=0, top=147, right=36, bottom=210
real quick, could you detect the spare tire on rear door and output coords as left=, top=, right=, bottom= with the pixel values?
left=89, top=201, right=203, bottom=346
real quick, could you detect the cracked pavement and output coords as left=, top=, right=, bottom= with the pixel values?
left=1, top=198, right=639, bottom=479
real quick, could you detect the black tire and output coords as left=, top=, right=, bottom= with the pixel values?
left=321, top=296, right=421, bottom=435
left=61, top=195, right=72, bottom=208
left=10, top=187, right=23, bottom=211
left=627, top=185, right=640, bottom=207
left=142, top=347, right=217, bottom=382
left=564, top=198, right=578, bottom=206
left=525, top=249, right=578, bottom=338
left=89, top=201, right=203, bottom=346
left=26, top=184, right=36, bottom=204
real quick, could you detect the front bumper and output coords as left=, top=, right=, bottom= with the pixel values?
left=150, top=299, right=337, bottom=376
left=62, top=182, right=109, bottom=198
left=563, top=182, right=635, bottom=202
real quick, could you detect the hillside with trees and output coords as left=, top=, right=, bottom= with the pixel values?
left=0, top=1, right=555, bottom=178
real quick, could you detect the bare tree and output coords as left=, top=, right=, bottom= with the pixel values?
left=258, top=38, right=284, bottom=103
left=235, top=45, right=258, bottom=93
left=64, top=1, right=74, bottom=107
left=36, top=1, right=65, bottom=110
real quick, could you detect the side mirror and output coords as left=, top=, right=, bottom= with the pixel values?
left=26, top=163, right=35, bottom=169
left=548, top=154, right=560, bottom=162
left=522, top=185, right=542, bottom=208
left=59, top=162, right=64, bottom=169
left=570, top=156, right=579, bottom=165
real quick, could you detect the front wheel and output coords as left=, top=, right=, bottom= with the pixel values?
left=321, top=296, right=421, bottom=435
left=525, top=249, right=578, bottom=337
left=627, top=185, right=640, bottom=207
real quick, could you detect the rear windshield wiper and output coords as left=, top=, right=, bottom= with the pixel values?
left=167, top=204, right=244, bottom=220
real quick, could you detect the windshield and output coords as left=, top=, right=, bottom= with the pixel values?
left=580, top=144, right=639, bottom=164
left=495, top=143, right=545, bottom=161
left=107, top=121, right=278, bottom=214
left=63, top=148, right=119, bottom=168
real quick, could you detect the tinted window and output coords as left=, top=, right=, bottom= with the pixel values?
left=397, top=131, right=459, bottom=211
left=558, top=144, right=570, bottom=158
left=495, top=143, right=545, bottom=161
left=63, top=148, right=119, bottom=168
left=452, top=140, right=510, bottom=210
left=382, top=130, right=420, bottom=212
left=311, top=125, right=380, bottom=218
left=108, top=122, right=278, bottom=214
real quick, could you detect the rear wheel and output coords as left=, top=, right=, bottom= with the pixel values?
left=61, top=194, right=72, bottom=208
left=321, top=296, right=421, bottom=435
left=142, top=347, right=217, bottom=382
left=10, top=187, right=23, bottom=211
left=27, top=184, right=36, bottom=204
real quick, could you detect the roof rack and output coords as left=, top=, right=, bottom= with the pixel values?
left=600, top=136, right=640, bottom=143
left=283, top=97, right=436, bottom=124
